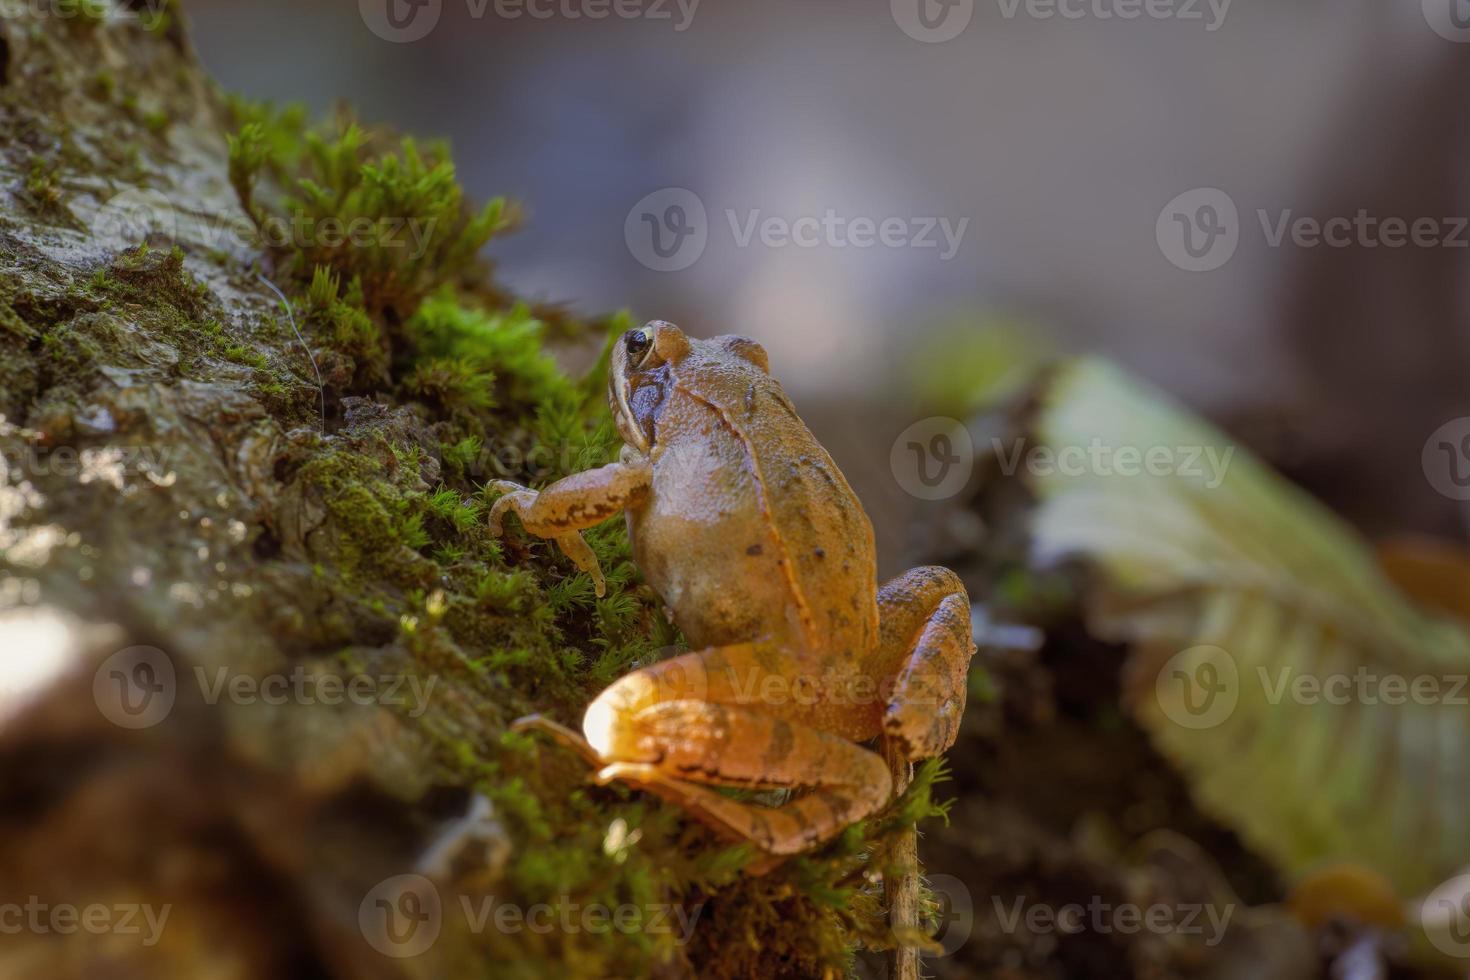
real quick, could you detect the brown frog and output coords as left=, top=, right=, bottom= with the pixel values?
left=490, top=321, right=974, bottom=854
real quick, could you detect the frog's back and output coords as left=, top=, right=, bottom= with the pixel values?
left=632, top=337, right=879, bottom=658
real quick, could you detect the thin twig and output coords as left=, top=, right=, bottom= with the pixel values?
left=883, top=737, right=921, bottom=980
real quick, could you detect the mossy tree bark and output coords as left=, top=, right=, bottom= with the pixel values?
left=0, top=5, right=941, bottom=979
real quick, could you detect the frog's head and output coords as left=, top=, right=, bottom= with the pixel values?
left=609, top=321, right=773, bottom=453
left=609, top=321, right=688, bottom=453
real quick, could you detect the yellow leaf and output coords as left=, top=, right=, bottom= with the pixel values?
left=1026, top=359, right=1470, bottom=897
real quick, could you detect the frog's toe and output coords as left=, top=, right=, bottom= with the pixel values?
left=488, top=480, right=527, bottom=494
left=554, top=531, right=606, bottom=598
left=511, top=714, right=605, bottom=768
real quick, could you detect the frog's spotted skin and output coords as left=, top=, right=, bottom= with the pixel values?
left=494, top=321, right=975, bottom=856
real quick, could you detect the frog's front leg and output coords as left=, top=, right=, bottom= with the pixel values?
left=876, top=566, right=976, bottom=760
left=487, top=459, right=651, bottom=597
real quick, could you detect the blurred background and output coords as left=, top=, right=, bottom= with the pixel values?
left=190, top=0, right=1470, bottom=570
left=162, top=2, right=1470, bottom=975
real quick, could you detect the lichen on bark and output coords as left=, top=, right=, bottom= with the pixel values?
left=0, top=5, right=947, bottom=977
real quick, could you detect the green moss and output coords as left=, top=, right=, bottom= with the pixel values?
left=0, top=298, right=34, bottom=344
left=302, top=265, right=388, bottom=388
left=141, top=107, right=170, bottom=134
left=22, top=156, right=74, bottom=222
left=228, top=103, right=513, bottom=318
left=88, top=70, right=117, bottom=101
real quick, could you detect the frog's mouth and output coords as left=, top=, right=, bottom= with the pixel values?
left=609, top=368, right=652, bottom=455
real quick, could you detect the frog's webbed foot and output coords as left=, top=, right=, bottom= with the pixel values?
left=876, top=566, right=976, bottom=761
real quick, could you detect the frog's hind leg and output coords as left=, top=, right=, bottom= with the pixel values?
left=592, top=703, right=892, bottom=855
left=578, top=643, right=893, bottom=854
left=876, top=566, right=976, bottom=761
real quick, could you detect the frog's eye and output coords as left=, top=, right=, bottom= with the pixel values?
left=624, top=327, right=654, bottom=365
